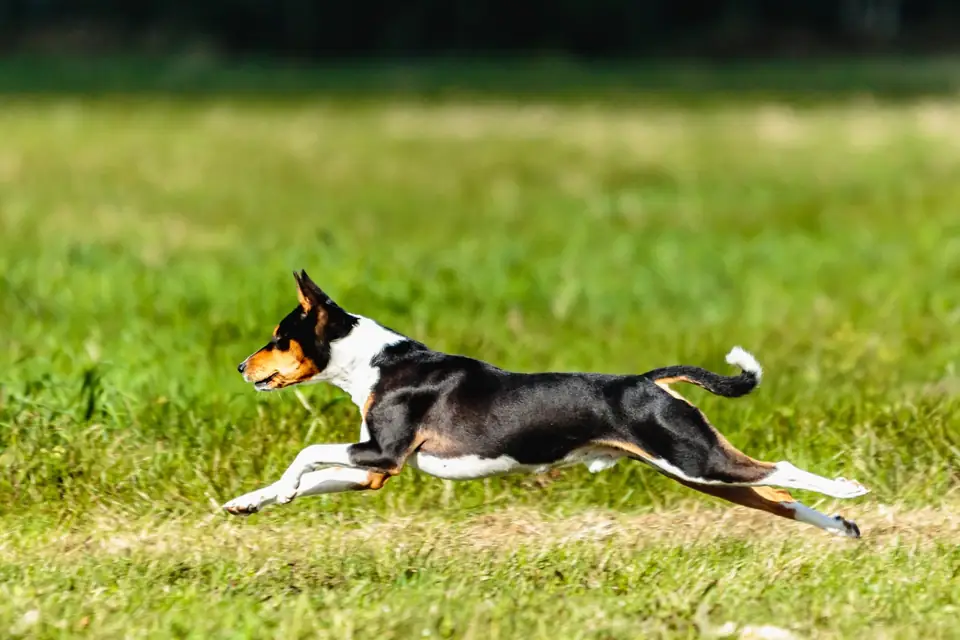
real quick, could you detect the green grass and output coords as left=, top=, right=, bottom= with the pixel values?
left=3, top=509, right=958, bottom=639
left=1, top=68, right=960, bottom=637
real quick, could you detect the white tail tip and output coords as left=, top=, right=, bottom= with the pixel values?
left=725, top=346, right=762, bottom=381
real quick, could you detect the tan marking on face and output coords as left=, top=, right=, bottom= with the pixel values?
left=242, top=338, right=320, bottom=389
left=676, top=481, right=798, bottom=520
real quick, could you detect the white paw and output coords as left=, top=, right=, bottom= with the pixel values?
left=222, top=487, right=274, bottom=516
left=831, top=477, right=870, bottom=499
left=222, top=494, right=262, bottom=516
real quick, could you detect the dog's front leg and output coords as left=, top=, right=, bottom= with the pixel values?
left=223, top=443, right=355, bottom=515
left=225, top=438, right=407, bottom=515
left=223, top=465, right=383, bottom=516
left=268, top=443, right=360, bottom=504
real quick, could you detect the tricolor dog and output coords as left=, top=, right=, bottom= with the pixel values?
left=224, top=270, right=869, bottom=537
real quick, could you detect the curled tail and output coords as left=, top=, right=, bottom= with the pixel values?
left=642, top=346, right=762, bottom=398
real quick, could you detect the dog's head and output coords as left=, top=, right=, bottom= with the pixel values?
left=238, top=270, right=358, bottom=391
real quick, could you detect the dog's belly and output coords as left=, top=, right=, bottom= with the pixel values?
left=410, top=453, right=530, bottom=479
left=410, top=448, right=622, bottom=480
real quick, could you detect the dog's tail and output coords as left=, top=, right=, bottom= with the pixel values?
left=642, top=346, right=762, bottom=398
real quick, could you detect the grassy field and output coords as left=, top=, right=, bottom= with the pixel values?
left=1, top=63, right=960, bottom=638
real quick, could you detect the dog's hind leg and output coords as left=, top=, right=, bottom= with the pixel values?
left=748, top=461, right=869, bottom=498
left=675, top=481, right=862, bottom=538
left=642, top=383, right=870, bottom=499
left=596, top=433, right=865, bottom=537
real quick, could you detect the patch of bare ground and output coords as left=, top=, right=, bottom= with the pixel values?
left=4, top=503, right=955, bottom=562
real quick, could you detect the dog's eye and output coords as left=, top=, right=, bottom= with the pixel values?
left=275, top=337, right=290, bottom=350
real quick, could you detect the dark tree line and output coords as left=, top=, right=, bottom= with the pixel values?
left=2, top=0, right=958, bottom=57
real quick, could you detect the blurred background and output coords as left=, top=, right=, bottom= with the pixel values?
left=1, top=0, right=960, bottom=95
left=0, top=0, right=954, bottom=59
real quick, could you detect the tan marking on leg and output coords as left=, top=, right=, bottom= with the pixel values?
left=654, top=381, right=775, bottom=481
left=408, top=431, right=429, bottom=456
left=365, top=471, right=391, bottom=490
left=362, top=393, right=375, bottom=419
left=317, top=467, right=392, bottom=491
left=677, top=480, right=798, bottom=520
left=375, top=432, right=431, bottom=478
left=417, top=429, right=469, bottom=457
left=655, top=379, right=693, bottom=403
left=654, top=375, right=714, bottom=392
left=716, top=440, right=777, bottom=480
left=592, top=439, right=657, bottom=462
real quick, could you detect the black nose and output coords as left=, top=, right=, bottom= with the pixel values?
left=237, top=361, right=247, bottom=374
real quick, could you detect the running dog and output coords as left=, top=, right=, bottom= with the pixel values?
left=224, top=270, right=868, bottom=537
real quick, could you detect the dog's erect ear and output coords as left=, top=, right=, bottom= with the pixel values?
left=293, top=269, right=334, bottom=313
left=291, top=269, right=356, bottom=339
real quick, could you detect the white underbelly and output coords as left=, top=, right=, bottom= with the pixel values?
left=410, top=449, right=622, bottom=480
left=410, top=453, right=531, bottom=479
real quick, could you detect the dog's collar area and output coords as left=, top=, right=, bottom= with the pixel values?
left=321, top=315, right=407, bottom=408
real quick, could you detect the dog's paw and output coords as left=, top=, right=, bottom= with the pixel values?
left=222, top=498, right=259, bottom=516
left=832, top=477, right=870, bottom=499
left=832, top=514, right=861, bottom=539
left=222, top=488, right=273, bottom=516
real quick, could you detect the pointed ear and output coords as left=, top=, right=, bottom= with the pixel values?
left=293, top=269, right=336, bottom=314
left=293, top=269, right=319, bottom=312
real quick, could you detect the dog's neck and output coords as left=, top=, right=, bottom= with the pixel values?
left=322, top=315, right=405, bottom=408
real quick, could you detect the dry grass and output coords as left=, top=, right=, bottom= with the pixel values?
left=5, top=503, right=957, bottom=562
left=3, top=504, right=957, bottom=639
